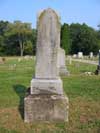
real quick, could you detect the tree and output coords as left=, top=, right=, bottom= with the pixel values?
left=0, top=20, right=99, bottom=56
left=0, top=36, right=5, bottom=55
left=31, top=29, right=37, bottom=55
left=0, top=21, right=9, bottom=55
left=61, top=23, right=70, bottom=55
left=0, top=21, right=9, bottom=36
left=97, top=25, right=100, bottom=49
left=70, top=23, right=99, bottom=55
left=24, top=40, right=33, bottom=55
left=5, top=21, right=33, bottom=56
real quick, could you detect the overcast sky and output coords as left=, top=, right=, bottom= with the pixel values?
left=0, top=0, right=100, bottom=29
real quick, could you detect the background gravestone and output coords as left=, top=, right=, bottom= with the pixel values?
left=57, top=48, right=69, bottom=76
left=89, top=52, right=93, bottom=59
left=24, top=8, right=69, bottom=122
left=77, top=52, right=83, bottom=59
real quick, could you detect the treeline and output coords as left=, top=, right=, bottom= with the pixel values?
left=61, top=23, right=100, bottom=55
left=0, top=20, right=100, bottom=56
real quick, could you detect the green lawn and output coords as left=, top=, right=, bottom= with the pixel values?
left=0, top=57, right=100, bottom=133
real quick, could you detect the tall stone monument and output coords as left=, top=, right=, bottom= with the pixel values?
left=57, top=48, right=69, bottom=76
left=24, top=8, right=68, bottom=122
left=95, top=50, right=100, bottom=75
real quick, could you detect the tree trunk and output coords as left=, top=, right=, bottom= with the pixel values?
left=19, top=40, right=24, bottom=57
left=21, top=47, right=23, bottom=57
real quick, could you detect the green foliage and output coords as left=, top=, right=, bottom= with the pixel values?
left=0, top=20, right=100, bottom=56
left=0, top=20, right=36, bottom=56
left=0, top=36, right=5, bottom=55
left=97, top=25, right=100, bottom=49
left=70, top=23, right=99, bottom=55
left=61, top=23, right=100, bottom=55
left=5, top=21, right=33, bottom=56
left=0, top=20, right=8, bottom=36
left=61, top=23, right=70, bottom=55
left=32, top=29, right=37, bottom=55
left=24, top=40, right=33, bottom=55
left=0, top=21, right=9, bottom=56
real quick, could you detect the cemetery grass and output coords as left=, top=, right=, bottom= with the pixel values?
left=0, top=57, right=100, bottom=133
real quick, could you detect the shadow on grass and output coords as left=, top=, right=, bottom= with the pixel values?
left=13, top=84, right=27, bottom=120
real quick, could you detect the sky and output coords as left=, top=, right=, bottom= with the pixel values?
left=0, top=0, right=100, bottom=29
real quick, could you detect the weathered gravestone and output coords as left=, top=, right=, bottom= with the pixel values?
left=57, top=48, right=69, bottom=76
left=24, top=8, right=69, bottom=122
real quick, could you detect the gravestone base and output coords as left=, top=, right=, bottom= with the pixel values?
left=95, top=65, right=100, bottom=75
left=24, top=94, right=68, bottom=123
left=59, top=67, right=70, bottom=76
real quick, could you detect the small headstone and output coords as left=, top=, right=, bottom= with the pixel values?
left=30, top=56, right=33, bottom=59
left=89, top=52, right=93, bottom=59
left=0, top=57, right=5, bottom=64
left=73, top=54, right=77, bottom=58
left=77, top=52, right=83, bottom=59
left=24, top=8, right=68, bottom=123
left=24, top=55, right=30, bottom=60
left=0, top=57, right=3, bottom=64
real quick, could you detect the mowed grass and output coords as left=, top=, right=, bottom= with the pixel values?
left=0, top=57, right=100, bottom=133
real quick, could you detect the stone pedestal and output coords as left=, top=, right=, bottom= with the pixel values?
left=24, top=94, right=68, bottom=122
left=31, top=78, right=63, bottom=95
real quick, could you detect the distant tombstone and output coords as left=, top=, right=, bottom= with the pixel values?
left=18, top=58, right=22, bottom=62
left=78, top=52, right=83, bottom=59
left=24, top=8, right=68, bottom=123
left=57, top=48, right=69, bottom=76
left=0, top=57, right=3, bottom=64
left=73, top=54, right=77, bottom=58
left=89, top=52, right=93, bottom=59
left=24, top=55, right=30, bottom=60
left=0, top=57, right=5, bottom=64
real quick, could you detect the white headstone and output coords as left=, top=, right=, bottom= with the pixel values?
left=89, top=52, right=93, bottom=58
left=73, top=54, right=77, bottom=58
left=78, top=52, right=83, bottom=59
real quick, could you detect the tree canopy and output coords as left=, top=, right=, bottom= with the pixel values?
left=69, top=23, right=99, bottom=55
